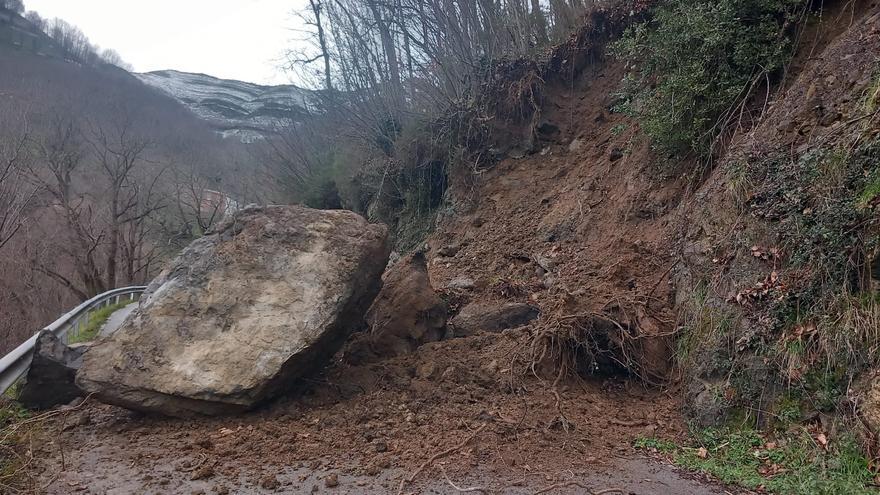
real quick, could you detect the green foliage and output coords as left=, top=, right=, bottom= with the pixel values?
left=858, top=172, right=880, bottom=209
left=0, top=401, right=28, bottom=426
left=0, top=398, right=32, bottom=490
left=612, top=0, right=805, bottom=157
left=676, top=279, right=736, bottom=368
left=754, top=142, right=880, bottom=335
left=633, top=436, right=677, bottom=453
left=636, top=427, right=875, bottom=494
left=68, top=300, right=134, bottom=345
left=697, top=134, right=880, bottom=427
left=773, top=393, right=803, bottom=426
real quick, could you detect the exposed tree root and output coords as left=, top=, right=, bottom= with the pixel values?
left=532, top=482, right=624, bottom=495
left=397, top=423, right=487, bottom=495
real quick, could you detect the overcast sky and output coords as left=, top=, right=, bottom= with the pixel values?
left=24, top=0, right=307, bottom=85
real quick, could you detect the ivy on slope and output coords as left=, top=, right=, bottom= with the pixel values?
left=612, top=0, right=807, bottom=158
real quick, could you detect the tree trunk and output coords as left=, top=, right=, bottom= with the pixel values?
left=366, top=0, right=404, bottom=110
left=309, top=0, right=334, bottom=91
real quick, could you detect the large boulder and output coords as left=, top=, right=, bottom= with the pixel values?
left=18, top=330, right=87, bottom=410
left=365, top=252, right=447, bottom=356
left=76, top=205, right=390, bottom=417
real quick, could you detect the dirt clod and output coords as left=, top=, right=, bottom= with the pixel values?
left=191, top=464, right=215, bottom=481
left=259, top=474, right=280, bottom=490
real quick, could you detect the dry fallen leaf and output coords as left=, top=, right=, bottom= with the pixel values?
left=697, top=447, right=708, bottom=458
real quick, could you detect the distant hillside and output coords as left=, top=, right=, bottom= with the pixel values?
left=0, top=7, right=60, bottom=58
left=0, top=39, right=256, bottom=355
left=135, top=70, right=316, bottom=142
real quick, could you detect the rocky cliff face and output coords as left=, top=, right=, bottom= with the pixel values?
left=135, top=70, right=315, bottom=142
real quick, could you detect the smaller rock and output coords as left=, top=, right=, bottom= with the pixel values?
left=387, top=251, right=402, bottom=266
left=324, top=473, right=339, bottom=488
left=61, top=411, right=91, bottom=431
left=195, top=437, right=215, bottom=450
left=537, top=121, right=560, bottom=140
left=416, top=361, right=437, bottom=379
left=610, top=147, right=624, bottom=162
left=449, top=302, right=540, bottom=337
left=436, top=244, right=461, bottom=257
left=191, top=464, right=215, bottom=481
left=373, top=440, right=388, bottom=453
left=18, top=330, right=88, bottom=410
left=533, top=254, right=557, bottom=272
left=441, top=366, right=458, bottom=382
left=367, top=252, right=447, bottom=357
left=260, top=474, right=280, bottom=490
left=819, top=110, right=842, bottom=127
left=445, top=277, right=475, bottom=291
left=568, top=138, right=584, bottom=153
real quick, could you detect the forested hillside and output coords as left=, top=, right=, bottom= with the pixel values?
left=0, top=8, right=262, bottom=353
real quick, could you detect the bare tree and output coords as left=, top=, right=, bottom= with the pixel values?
left=171, top=166, right=226, bottom=235
left=85, top=112, right=156, bottom=289
left=0, top=105, right=36, bottom=251
left=24, top=10, right=44, bottom=31
left=0, top=0, right=24, bottom=14
left=99, top=48, right=133, bottom=71
left=27, top=111, right=95, bottom=300
left=45, top=18, right=100, bottom=65
left=26, top=108, right=164, bottom=299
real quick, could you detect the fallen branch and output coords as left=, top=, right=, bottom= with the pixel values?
left=533, top=482, right=625, bottom=495
left=177, top=453, right=208, bottom=473
left=441, top=466, right=487, bottom=493
left=609, top=418, right=648, bottom=427
left=397, top=424, right=487, bottom=495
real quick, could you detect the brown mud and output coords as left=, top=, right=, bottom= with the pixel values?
left=35, top=334, right=726, bottom=494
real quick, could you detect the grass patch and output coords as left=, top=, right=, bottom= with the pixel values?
left=0, top=399, right=35, bottom=493
left=0, top=401, right=28, bottom=426
left=68, top=300, right=135, bottom=345
left=857, top=173, right=880, bottom=209
left=636, top=427, right=875, bottom=494
left=676, top=279, right=737, bottom=366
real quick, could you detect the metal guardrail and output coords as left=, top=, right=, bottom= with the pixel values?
left=0, top=285, right=146, bottom=396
